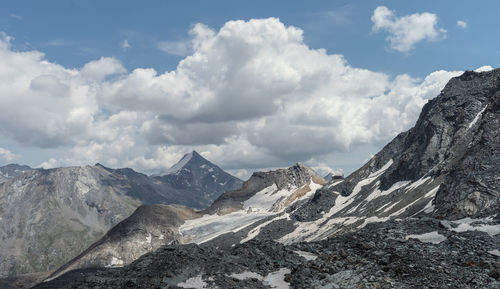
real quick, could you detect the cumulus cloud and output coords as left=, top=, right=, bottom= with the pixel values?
left=371, top=6, right=447, bottom=53
left=0, top=18, right=464, bottom=176
left=457, top=20, right=468, bottom=29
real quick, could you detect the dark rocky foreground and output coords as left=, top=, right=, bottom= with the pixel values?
left=34, top=217, right=500, bottom=289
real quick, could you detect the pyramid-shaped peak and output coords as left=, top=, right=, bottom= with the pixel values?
left=160, top=150, right=215, bottom=175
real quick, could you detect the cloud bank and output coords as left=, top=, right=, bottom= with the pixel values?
left=0, top=19, right=462, bottom=176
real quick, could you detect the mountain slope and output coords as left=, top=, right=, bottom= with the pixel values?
left=45, top=163, right=325, bottom=280
left=47, top=204, right=200, bottom=280
left=275, top=69, right=500, bottom=242
left=0, top=153, right=241, bottom=279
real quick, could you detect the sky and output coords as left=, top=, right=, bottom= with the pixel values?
left=0, top=0, right=497, bottom=179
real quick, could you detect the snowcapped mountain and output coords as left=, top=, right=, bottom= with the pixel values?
left=35, top=69, right=500, bottom=289
left=0, top=153, right=241, bottom=279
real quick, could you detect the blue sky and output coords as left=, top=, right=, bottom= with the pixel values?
left=0, top=1, right=497, bottom=178
left=2, top=1, right=495, bottom=76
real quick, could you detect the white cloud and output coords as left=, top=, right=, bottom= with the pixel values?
left=122, top=39, right=131, bottom=49
left=475, top=65, right=493, bottom=72
left=0, top=147, right=17, bottom=161
left=371, top=6, right=447, bottom=53
left=38, top=158, right=59, bottom=169
left=158, top=40, right=191, bottom=56
left=457, top=20, right=468, bottom=29
left=0, top=19, right=465, bottom=175
left=80, top=57, right=126, bottom=81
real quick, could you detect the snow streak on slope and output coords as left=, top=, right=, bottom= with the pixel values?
left=180, top=179, right=323, bottom=244
left=279, top=160, right=446, bottom=244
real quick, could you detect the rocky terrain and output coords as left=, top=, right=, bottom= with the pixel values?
left=32, top=69, right=500, bottom=288
left=46, top=163, right=325, bottom=280
left=0, top=152, right=241, bottom=279
left=34, top=217, right=500, bottom=289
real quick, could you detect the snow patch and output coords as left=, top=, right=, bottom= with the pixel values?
left=367, top=159, right=393, bottom=179
left=293, top=250, right=317, bottom=261
left=448, top=217, right=500, bottom=236
left=243, top=184, right=280, bottom=211
left=263, top=268, right=291, bottom=289
left=422, top=199, right=435, bottom=213
left=405, top=176, right=432, bottom=191
left=365, top=180, right=410, bottom=202
left=230, top=271, right=264, bottom=281
left=488, top=249, right=500, bottom=257
left=177, top=274, right=208, bottom=289
left=468, top=106, right=487, bottom=129
left=405, top=231, right=447, bottom=244
left=180, top=211, right=272, bottom=244
left=106, top=257, right=124, bottom=267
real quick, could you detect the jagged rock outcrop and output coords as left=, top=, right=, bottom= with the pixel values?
left=205, top=162, right=323, bottom=215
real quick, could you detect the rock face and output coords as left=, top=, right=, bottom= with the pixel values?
left=0, top=152, right=241, bottom=278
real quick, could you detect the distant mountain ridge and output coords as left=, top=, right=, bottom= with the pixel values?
left=0, top=164, right=32, bottom=183
left=0, top=152, right=241, bottom=279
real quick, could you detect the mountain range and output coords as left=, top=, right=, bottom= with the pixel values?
left=0, top=151, right=242, bottom=281
left=3, top=69, right=500, bottom=288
